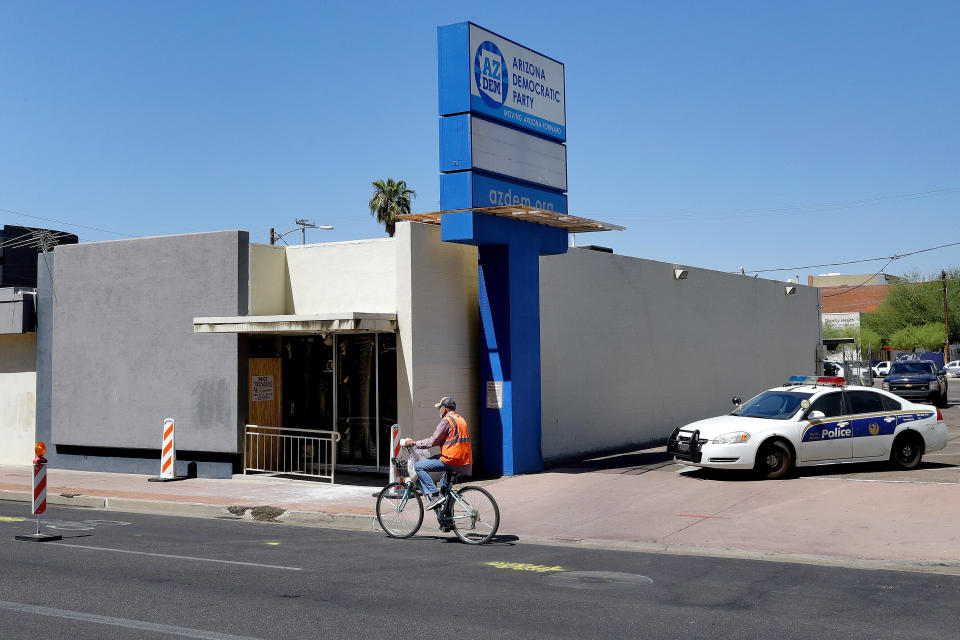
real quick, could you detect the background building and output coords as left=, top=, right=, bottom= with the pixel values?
left=808, top=273, right=899, bottom=288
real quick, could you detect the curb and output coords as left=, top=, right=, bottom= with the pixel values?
left=1, top=489, right=380, bottom=530
left=0, top=490, right=106, bottom=509
left=279, top=510, right=376, bottom=530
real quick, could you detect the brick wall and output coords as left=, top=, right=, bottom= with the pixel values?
left=820, top=284, right=889, bottom=313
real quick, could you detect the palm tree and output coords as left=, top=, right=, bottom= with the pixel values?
left=368, top=178, right=416, bottom=237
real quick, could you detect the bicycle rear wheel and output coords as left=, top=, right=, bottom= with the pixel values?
left=376, top=482, right=423, bottom=538
left=450, top=486, right=499, bottom=544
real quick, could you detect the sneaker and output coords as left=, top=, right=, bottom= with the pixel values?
left=424, top=493, right=445, bottom=510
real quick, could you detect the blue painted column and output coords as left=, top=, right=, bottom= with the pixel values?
left=441, top=211, right=567, bottom=475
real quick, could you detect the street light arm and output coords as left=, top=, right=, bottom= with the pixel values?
left=270, top=221, right=334, bottom=245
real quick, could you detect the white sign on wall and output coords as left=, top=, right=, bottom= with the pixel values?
left=251, top=376, right=274, bottom=402
left=471, top=117, right=567, bottom=191
left=823, top=312, right=863, bottom=329
left=468, top=24, right=566, bottom=140
left=486, top=380, right=504, bottom=409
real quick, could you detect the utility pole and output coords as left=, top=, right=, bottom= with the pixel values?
left=942, top=270, right=950, bottom=365
left=269, top=228, right=276, bottom=246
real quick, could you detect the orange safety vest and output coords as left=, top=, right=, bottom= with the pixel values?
left=440, top=411, right=472, bottom=466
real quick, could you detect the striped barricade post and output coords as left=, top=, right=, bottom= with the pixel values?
left=161, top=418, right=176, bottom=478
left=15, top=442, right=62, bottom=542
left=389, top=425, right=403, bottom=484
left=148, top=418, right=186, bottom=482
left=33, top=454, right=47, bottom=515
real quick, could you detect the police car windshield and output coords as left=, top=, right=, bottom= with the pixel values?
left=732, top=391, right=813, bottom=420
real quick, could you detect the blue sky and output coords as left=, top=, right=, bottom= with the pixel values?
left=2, top=1, right=957, bottom=280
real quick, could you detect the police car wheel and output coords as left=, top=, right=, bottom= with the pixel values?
left=754, top=439, right=793, bottom=479
left=890, top=432, right=924, bottom=470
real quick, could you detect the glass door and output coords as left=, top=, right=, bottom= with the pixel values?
left=336, top=334, right=377, bottom=466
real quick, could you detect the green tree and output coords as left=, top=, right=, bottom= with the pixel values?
left=860, top=267, right=960, bottom=346
left=368, top=178, right=416, bottom=237
left=821, top=324, right=883, bottom=359
left=887, top=323, right=945, bottom=352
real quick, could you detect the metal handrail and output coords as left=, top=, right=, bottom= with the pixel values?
left=244, top=425, right=341, bottom=483
left=247, top=425, right=340, bottom=437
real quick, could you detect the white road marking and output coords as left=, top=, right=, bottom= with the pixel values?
left=0, top=600, right=264, bottom=639
left=49, top=543, right=302, bottom=570
left=808, top=477, right=958, bottom=485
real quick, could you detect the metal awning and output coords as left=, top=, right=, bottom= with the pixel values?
left=193, top=312, right=397, bottom=334
left=399, top=205, right=625, bottom=233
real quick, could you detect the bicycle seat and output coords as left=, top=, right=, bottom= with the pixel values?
left=447, top=470, right=463, bottom=485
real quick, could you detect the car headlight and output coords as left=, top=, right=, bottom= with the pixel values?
left=712, top=431, right=751, bottom=444
left=930, top=381, right=940, bottom=390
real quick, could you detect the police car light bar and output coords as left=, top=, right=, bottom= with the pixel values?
left=787, top=376, right=846, bottom=387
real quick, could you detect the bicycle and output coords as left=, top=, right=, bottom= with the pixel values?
left=375, top=445, right=500, bottom=544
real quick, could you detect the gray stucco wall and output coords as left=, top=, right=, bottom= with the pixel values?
left=540, top=248, right=821, bottom=461
left=49, top=232, right=248, bottom=463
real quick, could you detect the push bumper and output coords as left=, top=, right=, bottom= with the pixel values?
left=668, top=429, right=756, bottom=469
left=667, top=428, right=703, bottom=463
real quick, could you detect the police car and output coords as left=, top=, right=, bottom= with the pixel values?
left=667, top=376, right=949, bottom=479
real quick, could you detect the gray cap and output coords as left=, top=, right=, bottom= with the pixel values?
left=434, top=396, right=456, bottom=409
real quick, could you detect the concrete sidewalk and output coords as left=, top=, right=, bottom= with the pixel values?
left=2, top=457, right=959, bottom=575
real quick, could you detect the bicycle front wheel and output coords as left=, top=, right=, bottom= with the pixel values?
left=376, top=482, right=423, bottom=538
left=450, top=486, right=499, bottom=544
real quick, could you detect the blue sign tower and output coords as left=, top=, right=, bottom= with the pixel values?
left=437, top=22, right=569, bottom=475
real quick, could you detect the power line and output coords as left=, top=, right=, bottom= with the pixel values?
left=0, top=230, right=75, bottom=250
left=743, top=240, right=960, bottom=274
left=0, top=206, right=136, bottom=238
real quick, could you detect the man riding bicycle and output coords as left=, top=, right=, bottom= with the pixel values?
left=403, top=396, right=472, bottom=511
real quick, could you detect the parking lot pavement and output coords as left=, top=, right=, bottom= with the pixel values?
left=506, top=382, right=960, bottom=569
left=559, top=381, right=960, bottom=484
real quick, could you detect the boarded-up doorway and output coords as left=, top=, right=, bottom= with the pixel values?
left=249, top=358, right=282, bottom=427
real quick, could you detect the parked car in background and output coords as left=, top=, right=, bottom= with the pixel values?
left=882, top=360, right=948, bottom=407
left=945, top=360, right=960, bottom=378
left=872, top=361, right=891, bottom=377
left=824, top=362, right=843, bottom=377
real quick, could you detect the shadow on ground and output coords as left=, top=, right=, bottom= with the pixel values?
left=675, top=459, right=958, bottom=482
left=546, top=448, right=674, bottom=474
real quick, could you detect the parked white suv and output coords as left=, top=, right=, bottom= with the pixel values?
left=872, top=361, right=891, bottom=378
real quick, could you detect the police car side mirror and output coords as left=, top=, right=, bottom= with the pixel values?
left=807, top=410, right=825, bottom=420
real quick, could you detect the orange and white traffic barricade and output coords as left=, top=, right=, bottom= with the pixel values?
left=15, top=441, right=62, bottom=542
left=149, top=418, right=186, bottom=482
left=161, top=418, right=176, bottom=478
left=389, top=424, right=404, bottom=484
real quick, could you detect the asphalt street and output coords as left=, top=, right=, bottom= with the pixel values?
left=1, top=503, right=958, bottom=640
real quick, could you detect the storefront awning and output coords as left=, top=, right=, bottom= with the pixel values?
left=193, top=312, right=397, bottom=334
